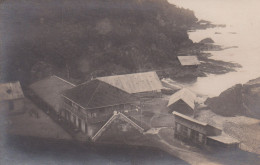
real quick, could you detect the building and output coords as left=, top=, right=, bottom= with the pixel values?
left=177, top=56, right=200, bottom=67
left=97, top=71, right=163, bottom=98
left=207, top=134, right=240, bottom=149
left=29, top=75, right=75, bottom=114
left=173, top=112, right=239, bottom=149
left=167, top=88, right=197, bottom=116
left=0, top=81, right=24, bottom=111
left=60, top=79, right=140, bottom=137
left=92, top=111, right=144, bottom=143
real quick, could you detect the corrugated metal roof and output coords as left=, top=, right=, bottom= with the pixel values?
left=97, top=71, right=163, bottom=94
left=177, top=56, right=200, bottom=66
left=0, top=82, right=24, bottom=101
left=62, top=79, right=138, bottom=109
left=173, top=111, right=207, bottom=126
left=29, top=76, right=75, bottom=112
left=167, top=88, right=197, bottom=110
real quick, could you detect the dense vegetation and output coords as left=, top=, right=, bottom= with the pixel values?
left=0, top=0, right=197, bottom=84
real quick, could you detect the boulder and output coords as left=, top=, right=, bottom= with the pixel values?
left=199, top=38, right=214, bottom=44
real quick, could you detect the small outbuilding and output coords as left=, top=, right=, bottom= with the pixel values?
left=177, top=56, right=200, bottom=67
left=173, top=112, right=240, bottom=149
left=0, top=81, right=24, bottom=111
left=207, top=134, right=240, bottom=150
left=167, top=88, right=197, bottom=116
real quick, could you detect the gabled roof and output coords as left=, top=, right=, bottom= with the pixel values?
left=177, top=56, right=200, bottom=66
left=92, top=112, right=144, bottom=141
left=173, top=111, right=222, bottom=136
left=173, top=111, right=207, bottom=126
left=97, top=71, right=163, bottom=94
left=62, top=79, right=138, bottom=109
left=29, top=76, right=75, bottom=112
left=167, top=88, right=197, bottom=110
left=0, top=81, right=24, bottom=101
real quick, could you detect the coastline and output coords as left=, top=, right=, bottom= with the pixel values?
left=2, top=1, right=258, bottom=165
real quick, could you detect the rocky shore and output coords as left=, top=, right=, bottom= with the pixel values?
left=206, top=77, right=260, bottom=118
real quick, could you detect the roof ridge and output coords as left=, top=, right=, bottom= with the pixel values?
left=97, top=71, right=156, bottom=78
left=85, top=80, right=101, bottom=108
left=92, top=112, right=144, bottom=141
left=52, top=75, right=76, bottom=87
left=119, top=113, right=144, bottom=132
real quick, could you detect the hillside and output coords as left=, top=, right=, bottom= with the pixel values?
left=0, top=0, right=197, bottom=84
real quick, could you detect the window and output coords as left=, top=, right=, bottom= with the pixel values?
left=194, top=132, right=200, bottom=143
left=92, top=113, right=97, bottom=118
left=176, top=123, right=181, bottom=132
left=187, top=128, right=191, bottom=137
left=72, top=102, right=78, bottom=111
left=182, top=126, right=188, bottom=136
left=73, top=115, right=76, bottom=125
left=78, top=118, right=81, bottom=129
left=199, top=133, right=204, bottom=143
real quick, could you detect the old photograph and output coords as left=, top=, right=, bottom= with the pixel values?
left=0, top=0, right=260, bottom=164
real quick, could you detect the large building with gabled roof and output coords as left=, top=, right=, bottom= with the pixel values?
left=60, top=79, right=141, bottom=136
left=96, top=71, right=163, bottom=98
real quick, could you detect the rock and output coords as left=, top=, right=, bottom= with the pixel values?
left=199, top=37, right=214, bottom=44
left=205, top=84, right=246, bottom=116
left=206, top=77, right=260, bottom=118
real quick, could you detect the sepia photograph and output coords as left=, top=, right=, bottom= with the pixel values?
left=0, top=0, right=260, bottom=164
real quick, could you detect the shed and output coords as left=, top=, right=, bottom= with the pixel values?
left=207, top=134, right=240, bottom=149
left=173, top=111, right=223, bottom=146
left=168, top=88, right=197, bottom=116
left=29, top=75, right=75, bottom=113
left=177, top=56, right=200, bottom=66
left=0, top=81, right=24, bottom=111
left=97, top=71, right=163, bottom=97
left=0, top=81, right=24, bottom=101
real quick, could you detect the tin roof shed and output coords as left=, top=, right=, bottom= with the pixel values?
left=0, top=81, right=24, bottom=101
left=177, top=56, right=200, bottom=66
left=168, top=88, right=197, bottom=110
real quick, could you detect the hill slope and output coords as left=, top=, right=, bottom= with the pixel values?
left=0, top=0, right=197, bottom=83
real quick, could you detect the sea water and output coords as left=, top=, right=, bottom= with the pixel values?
left=169, top=0, right=260, bottom=97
